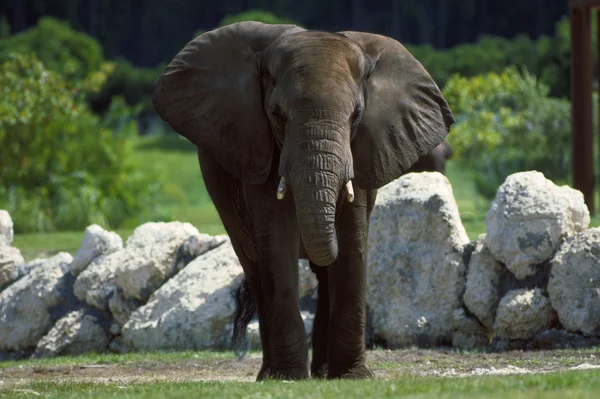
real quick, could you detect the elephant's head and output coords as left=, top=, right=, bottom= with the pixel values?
left=153, top=22, right=454, bottom=266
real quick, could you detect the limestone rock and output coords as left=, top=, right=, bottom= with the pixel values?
left=34, top=308, right=109, bottom=357
left=485, top=171, right=589, bottom=280
left=463, top=234, right=507, bottom=330
left=108, top=288, right=141, bottom=325
left=298, top=259, right=318, bottom=298
left=367, top=172, right=470, bottom=347
left=73, top=222, right=223, bottom=313
left=0, top=243, right=25, bottom=291
left=493, top=288, right=556, bottom=340
left=121, top=240, right=245, bottom=351
left=452, top=331, right=489, bottom=349
left=0, top=253, right=73, bottom=351
left=247, top=311, right=315, bottom=350
left=0, top=210, right=14, bottom=244
left=453, top=307, right=488, bottom=337
left=70, top=224, right=123, bottom=276
left=548, top=228, right=600, bottom=336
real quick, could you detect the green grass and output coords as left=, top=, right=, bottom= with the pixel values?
left=10, top=133, right=600, bottom=260
left=0, top=350, right=240, bottom=369
left=2, top=370, right=600, bottom=398
left=127, top=134, right=223, bottom=230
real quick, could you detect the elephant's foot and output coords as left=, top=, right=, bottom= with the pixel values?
left=311, top=364, right=328, bottom=379
left=258, top=367, right=309, bottom=381
left=256, top=363, right=272, bottom=381
left=327, top=364, right=374, bottom=380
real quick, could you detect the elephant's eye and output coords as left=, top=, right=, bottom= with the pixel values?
left=350, top=104, right=363, bottom=125
left=270, top=103, right=286, bottom=123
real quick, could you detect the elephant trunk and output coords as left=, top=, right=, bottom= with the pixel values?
left=283, top=124, right=352, bottom=267
left=292, top=171, right=340, bottom=267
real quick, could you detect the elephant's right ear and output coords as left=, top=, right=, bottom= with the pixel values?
left=153, top=22, right=303, bottom=184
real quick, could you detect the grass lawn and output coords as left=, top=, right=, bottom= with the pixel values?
left=2, top=371, right=599, bottom=398
left=2, top=348, right=600, bottom=398
left=10, top=133, right=600, bottom=260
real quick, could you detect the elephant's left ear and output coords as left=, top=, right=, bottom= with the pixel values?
left=340, top=31, right=455, bottom=189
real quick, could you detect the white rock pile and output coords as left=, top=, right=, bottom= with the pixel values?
left=1, top=169, right=600, bottom=359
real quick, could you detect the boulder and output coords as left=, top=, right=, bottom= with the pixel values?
left=493, top=288, right=556, bottom=340
left=298, top=259, right=318, bottom=298
left=453, top=307, right=488, bottom=337
left=0, top=243, right=25, bottom=291
left=34, top=308, right=110, bottom=358
left=70, top=224, right=123, bottom=276
left=0, top=253, right=73, bottom=351
left=548, top=228, right=600, bottom=336
left=451, top=307, right=489, bottom=349
left=247, top=311, right=315, bottom=349
left=108, top=287, right=142, bottom=325
left=73, top=222, right=225, bottom=312
left=73, top=250, right=127, bottom=311
left=121, top=240, right=245, bottom=351
left=0, top=210, right=25, bottom=291
left=531, top=329, right=600, bottom=350
left=452, top=331, right=489, bottom=349
left=463, top=234, right=507, bottom=330
left=485, top=171, right=589, bottom=280
left=367, top=172, right=470, bottom=347
left=0, top=210, right=14, bottom=244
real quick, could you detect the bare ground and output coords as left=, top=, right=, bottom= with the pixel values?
left=1, top=348, right=600, bottom=388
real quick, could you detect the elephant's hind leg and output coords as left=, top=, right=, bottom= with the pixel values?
left=196, top=149, right=272, bottom=379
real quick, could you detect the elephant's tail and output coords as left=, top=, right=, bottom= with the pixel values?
left=231, top=277, right=256, bottom=360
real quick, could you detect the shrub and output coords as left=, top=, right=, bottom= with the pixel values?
left=443, top=66, right=571, bottom=198
left=0, top=53, right=166, bottom=233
left=87, top=59, right=163, bottom=121
left=407, top=17, right=575, bottom=99
left=0, top=17, right=104, bottom=83
left=218, top=10, right=298, bottom=27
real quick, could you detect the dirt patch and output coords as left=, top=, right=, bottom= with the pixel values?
left=1, top=348, right=600, bottom=388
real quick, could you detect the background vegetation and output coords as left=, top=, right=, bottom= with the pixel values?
left=1, top=2, right=599, bottom=258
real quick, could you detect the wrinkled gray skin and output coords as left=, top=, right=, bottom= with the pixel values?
left=153, top=22, right=454, bottom=380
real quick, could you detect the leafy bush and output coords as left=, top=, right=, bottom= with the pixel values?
left=0, top=53, right=166, bottom=233
left=88, top=59, right=163, bottom=121
left=443, top=66, right=571, bottom=198
left=408, top=17, right=575, bottom=99
left=218, top=10, right=298, bottom=27
left=0, top=17, right=104, bottom=83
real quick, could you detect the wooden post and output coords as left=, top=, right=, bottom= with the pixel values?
left=571, top=1, right=595, bottom=214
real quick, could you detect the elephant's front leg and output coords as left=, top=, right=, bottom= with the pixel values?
left=308, top=262, right=329, bottom=378
left=326, top=187, right=377, bottom=379
left=247, top=184, right=309, bottom=380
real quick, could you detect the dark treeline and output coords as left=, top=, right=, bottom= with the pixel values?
left=2, top=0, right=569, bottom=68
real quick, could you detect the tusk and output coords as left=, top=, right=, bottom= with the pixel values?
left=345, top=180, right=354, bottom=203
left=277, top=177, right=287, bottom=200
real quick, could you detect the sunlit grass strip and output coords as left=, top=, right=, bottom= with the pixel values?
left=2, top=369, right=600, bottom=399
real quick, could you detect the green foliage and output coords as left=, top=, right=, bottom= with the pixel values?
left=88, top=59, right=163, bottom=117
left=0, top=16, right=10, bottom=38
left=218, top=9, right=298, bottom=27
left=0, top=16, right=159, bottom=121
left=408, top=16, right=574, bottom=99
left=0, top=17, right=104, bottom=82
left=0, top=53, right=167, bottom=233
left=443, top=66, right=571, bottom=198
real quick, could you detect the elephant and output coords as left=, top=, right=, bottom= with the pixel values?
left=152, top=21, right=454, bottom=380
left=406, top=139, right=453, bottom=174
